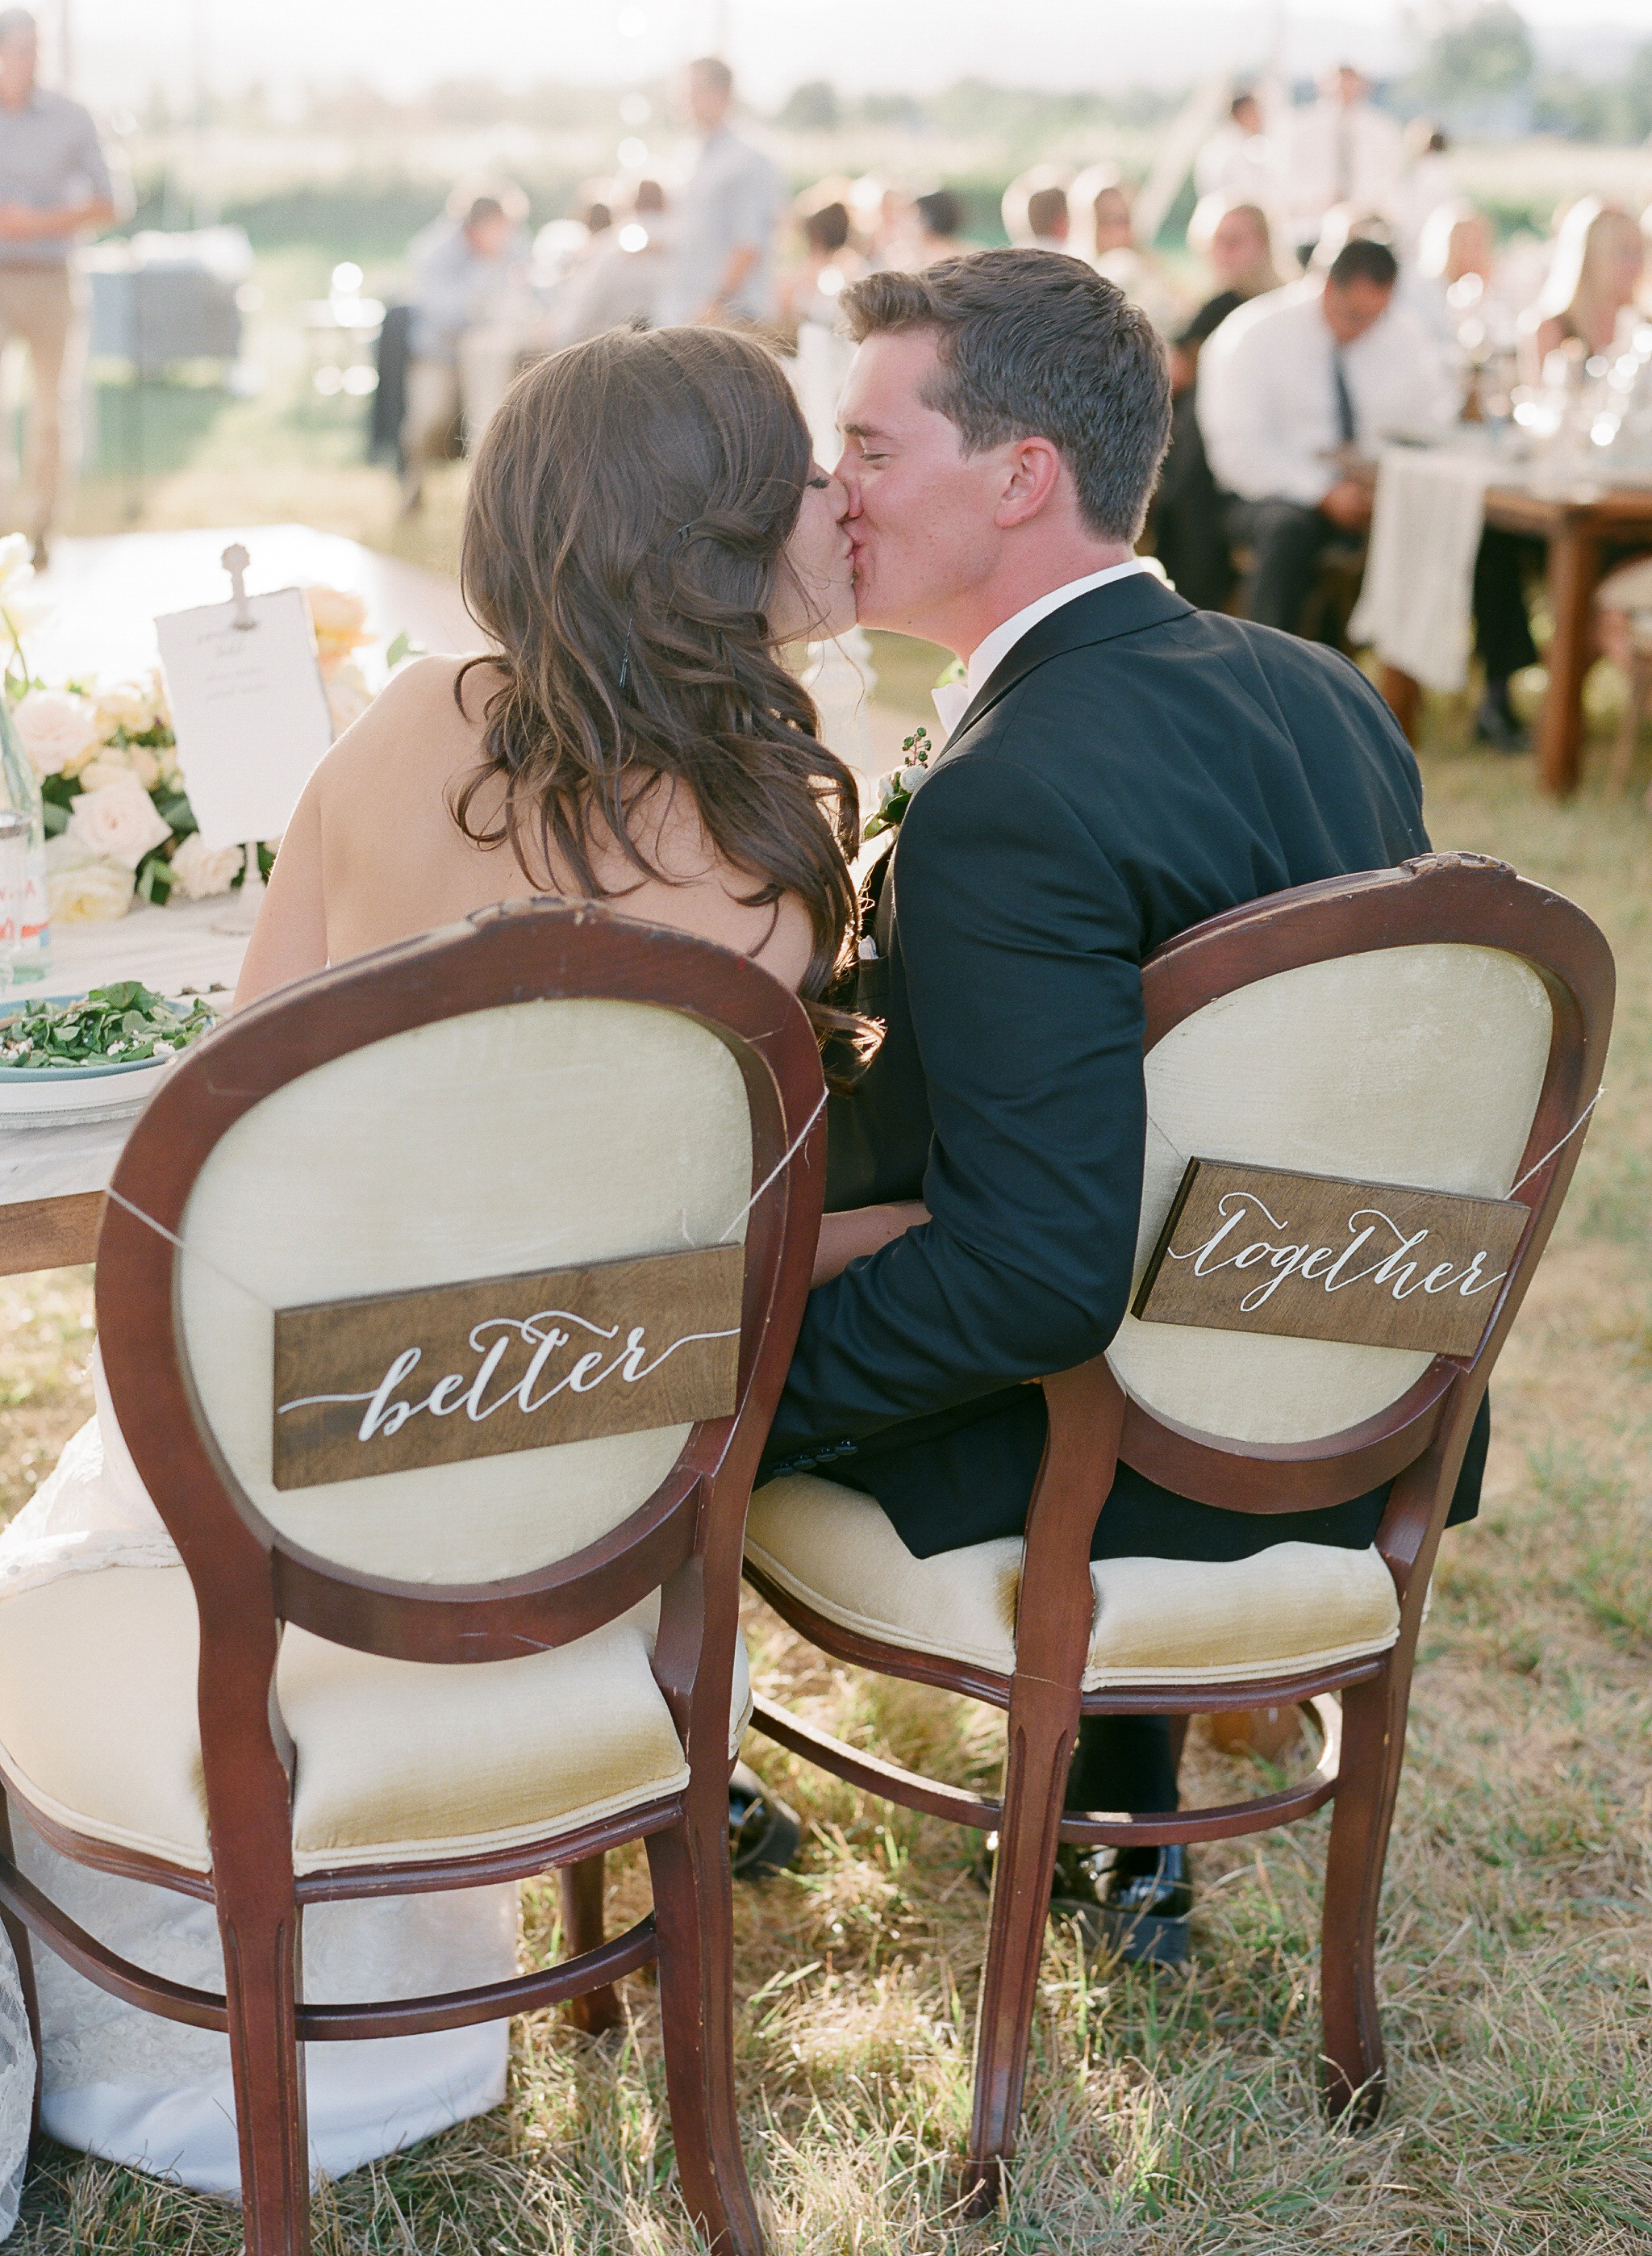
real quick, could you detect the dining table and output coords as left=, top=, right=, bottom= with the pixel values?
left=1, top=522, right=483, bottom=1284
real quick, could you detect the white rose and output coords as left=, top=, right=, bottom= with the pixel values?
left=325, top=661, right=373, bottom=737
left=65, top=773, right=173, bottom=871
left=167, top=833, right=243, bottom=900
left=11, top=687, right=102, bottom=779
left=899, top=762, right=930, bottom=797
left=75, top=750, right=134, bottom=792
left=44, top=838, right=134, bottom=922
left=94, top=679, right=159, bottom=738
left=0, top=532, right=32, bottom=595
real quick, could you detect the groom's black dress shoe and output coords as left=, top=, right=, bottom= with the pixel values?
left=728, top=1762, right=801, bottom=1880
left=974, top=1837, right=1193, bottom=1966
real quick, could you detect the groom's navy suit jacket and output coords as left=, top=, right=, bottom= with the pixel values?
left=763, top=570, right=1489, bottom=1559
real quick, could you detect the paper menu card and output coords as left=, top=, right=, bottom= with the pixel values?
left=155, top=587, right=336, bottom=851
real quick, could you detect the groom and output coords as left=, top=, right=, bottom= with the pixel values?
left=760, top=249, right=1489, bottom=1955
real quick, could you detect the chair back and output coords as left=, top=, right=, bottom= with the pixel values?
left=1108, top=854, right=1612, bottom=1514
left=96, top=899, right=824, bottom=1711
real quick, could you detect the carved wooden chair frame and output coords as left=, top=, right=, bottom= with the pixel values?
left=0, top=898, right=828, bottom=2256
left=745, top=852, right=1613, bottom=2211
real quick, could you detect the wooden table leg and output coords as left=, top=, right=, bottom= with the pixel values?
left=1538, top=518, right=1600, bottom=797
left=1378, top=665, right=1421, bottom=745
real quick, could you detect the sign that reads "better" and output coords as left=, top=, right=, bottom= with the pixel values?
left=272, top=1244, right=744, bottom=1491
left=1133, top=1159, right=1528, bottom=1358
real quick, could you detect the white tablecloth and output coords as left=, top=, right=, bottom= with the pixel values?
left=1349, top=443, right=1498, bottom=694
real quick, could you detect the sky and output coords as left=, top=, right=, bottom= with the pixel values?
left=48, top=0, right=1652, bottom=111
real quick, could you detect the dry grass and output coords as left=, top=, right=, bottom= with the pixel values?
left=2, top=305, right=1650, bottom=2246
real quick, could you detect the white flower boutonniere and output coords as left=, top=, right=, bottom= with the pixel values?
left=861, top=725, right=936, bottom=842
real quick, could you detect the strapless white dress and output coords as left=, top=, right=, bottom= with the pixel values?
left=0, top=1351, right=517, bottom=2197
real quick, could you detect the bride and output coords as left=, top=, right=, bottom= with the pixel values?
left=0, top=323, right=916, bottom=2197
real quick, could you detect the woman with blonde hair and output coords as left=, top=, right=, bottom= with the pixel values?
left=1522, top=197, right=1643, bottom=378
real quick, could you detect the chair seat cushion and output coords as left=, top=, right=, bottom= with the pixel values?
left=745, top=1477, right=1400, bottom=1690
left=0, top=1569, right=749, bottom=1876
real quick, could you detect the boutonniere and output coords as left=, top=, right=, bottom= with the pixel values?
left=861, top=726, right=935, bottom=841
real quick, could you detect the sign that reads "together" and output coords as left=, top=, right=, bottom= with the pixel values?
left=1133, top=1159, right=1529, bottom=1358
left=271, top=1245, right=744, bottom=1491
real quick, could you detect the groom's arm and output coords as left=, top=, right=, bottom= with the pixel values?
left=768, top=749, right=1147, bottom=1454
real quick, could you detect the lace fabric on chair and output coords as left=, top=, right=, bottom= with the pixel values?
left=1109, top=942, right=1553, bottom=1444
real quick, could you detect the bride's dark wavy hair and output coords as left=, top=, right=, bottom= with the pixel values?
left=454, top=324, right=860, bottom=1013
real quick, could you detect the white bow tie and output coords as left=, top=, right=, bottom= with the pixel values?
left=931, top=679, right=972, bottom=739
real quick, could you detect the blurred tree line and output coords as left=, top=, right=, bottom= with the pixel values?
left=1407, top=2, right=1652, bottom=142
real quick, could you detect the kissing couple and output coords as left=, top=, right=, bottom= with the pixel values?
left=0, top=248, right=1488, bottom=2187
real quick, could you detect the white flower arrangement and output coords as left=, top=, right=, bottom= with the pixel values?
left=2, top=576, right=416, bottom=922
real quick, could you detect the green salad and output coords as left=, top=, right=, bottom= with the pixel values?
left=0, top=982, right=219, bottom=1070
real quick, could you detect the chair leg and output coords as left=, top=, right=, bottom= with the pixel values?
left=1608, top=650, right=1652, bottom=796
left=560, top=1855, right=622, bottom=2035
left=963, top=1679, right=1078, bottom=2216
left=1320, top=1664, right=1408, bottom=2126
left=219, top=1896, right=311, bottom=2256
left=645, top=1784, right=763, bottom=2256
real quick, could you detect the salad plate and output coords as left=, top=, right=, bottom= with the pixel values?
left=0, top=983, right=221, bottom=1127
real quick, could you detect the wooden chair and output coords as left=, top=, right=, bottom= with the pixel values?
left=0, top=897, right=828, bottom=2256
left=744, top=852, right=1612, bottom=2212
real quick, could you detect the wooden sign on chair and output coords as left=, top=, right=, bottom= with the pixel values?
left=272, top=1243, right=744, bottom=1491
left=1132, top=1159, right=1528, bottom=1358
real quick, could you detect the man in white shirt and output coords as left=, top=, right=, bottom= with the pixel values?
left=657, top=57, right=779, bottom=328
left=1197, top=237, right=1453, bottom=633
left=1283, top=66, right=1405, bottom=266
left=1194, top=90, right=1276, bottom=211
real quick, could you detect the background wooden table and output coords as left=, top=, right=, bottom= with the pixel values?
left=1482, top=483, right=1652, bottom=798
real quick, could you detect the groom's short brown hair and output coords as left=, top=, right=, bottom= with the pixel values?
left=840, top=249, right=1171, bottom=541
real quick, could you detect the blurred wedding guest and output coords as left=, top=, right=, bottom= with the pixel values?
left=1282, top=65, right=1404, bottom=268
left=1393, top=119, right=1455, bottom=256
left=1153, top=199, right=1283, bottom=611
left=400, top=189, right=529, bottom=512
left=1002, top=165, right=1070, bottom=252
left=911, top=187, right=968, bottom=269
left=0, top=6, right=120, bottom=562
left=1194, top=89, right=1275, bottom=208
left=777, top=193, right=857, bottom=339
left=1406, top=199, right=1498, bottom=353
left=1521, top=198, right=1643, bottom=380
left=1070, top=162, right=1187, bottom=336
left=1198, top=239, right=1453, bottom=631
left=657, top=56, right=780, bottom=328
left=559, top=180, right=672, bottom=344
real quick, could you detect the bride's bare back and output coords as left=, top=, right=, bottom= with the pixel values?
left=234, top=656, right=815, bottom=1008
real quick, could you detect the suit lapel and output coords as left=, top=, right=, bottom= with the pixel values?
left=945, top=571, right=1194, bottom=746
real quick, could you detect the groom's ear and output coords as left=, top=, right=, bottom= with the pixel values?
left=992, top=437, right=1065, bottom=529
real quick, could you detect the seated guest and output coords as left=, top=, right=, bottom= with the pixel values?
left=1199, top=237, right=1537, bottom=740
left=1194, top=88, right=1275, bottom=209
left=1153, top=199, right=1283, bottom=609
left=1197, top=237, right=1452, bottom=634
left=1003, top=166, right=1070, bottom=253
left=777, top=192, right=858, bottom=340
left=912, top=187, right=969, bottom=269
left=1521, top=197, right=1643, bottom=382
left=1406, top=198, right=1498, bottom=353
left=1070, top=162, right=1187, bottom=337
left=558, top=178, right=673, bottom=343
left=0, top=324, right=865, bottom=2191
left=400, top=189, right=529, bottom=511
left=767, top=248, right=1491, bottom=1958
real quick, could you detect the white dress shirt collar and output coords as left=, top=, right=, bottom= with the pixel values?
left=931, top=557, right=1158, bottom=738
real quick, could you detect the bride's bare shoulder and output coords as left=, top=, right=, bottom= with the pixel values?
left=318, top=654, right=502, bottom=793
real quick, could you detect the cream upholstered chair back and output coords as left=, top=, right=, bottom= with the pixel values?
left=175, top=993, right=752, bottom=1584
left=97, top=900, right=828, bottom=1627
left=1110, top=867, right=1571, bottom=1455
